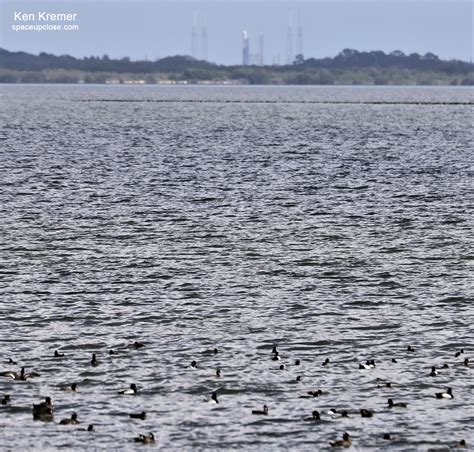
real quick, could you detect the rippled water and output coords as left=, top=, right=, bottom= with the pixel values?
left=0, top=85, right=472, bottom=450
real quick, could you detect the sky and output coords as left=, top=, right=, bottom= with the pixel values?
left=0, top=0, right=472, bottom=64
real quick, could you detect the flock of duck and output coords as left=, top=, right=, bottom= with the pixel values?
left=0, top=342, right=470, bottom=448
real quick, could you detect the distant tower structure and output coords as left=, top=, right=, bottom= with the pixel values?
left=201, top=25, right=208, bottom=61
left=297, top=10, right=303, bottom=57
left=242, top=30, right=250, bottom=66
left=191, top=11, right=199, bottom=59
left=259, top=34, right=264, bottom=66
left=286, top=10, right=294, bottom=65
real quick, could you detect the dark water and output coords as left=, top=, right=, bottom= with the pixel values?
left=0, top=85, right=472, bottom=450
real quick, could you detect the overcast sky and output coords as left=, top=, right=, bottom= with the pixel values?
left=1, top=0, right=472, bottom=64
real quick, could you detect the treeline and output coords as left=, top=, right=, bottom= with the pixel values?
left=0, top=48, right=472, bottom=85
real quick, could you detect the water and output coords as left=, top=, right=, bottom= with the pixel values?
left=0, top=85, right=472, bottom=450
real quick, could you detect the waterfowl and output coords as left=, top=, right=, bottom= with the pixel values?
left=216, top=369, right=222, bottom=377
left=360, top=409, right=373, bottom=418
left=387, top=398, right=407, bottom=408
left=294, top=359, right=301, bottom=366
left=279, top=364, right=286, bottom=370
left=0, top=367, right=39, bottom=381
left=33, top=397, right=53, bottom=421
left=252, top=405, right=268, bottom=415
left=203, top=348, right=219, bottom=355
left=455, top=439, right=467, bottom=448
left=304, top=410, right=320, bottom=421
left=322, top=358, right=330, bottom=366
left=7, top=358, right=17, bottom=365
left=454, top=349, right=464, bottom=358
left=132, top=341, right=145, bottom=349
left=204, top=392, right=219, bottom=404
left=272, top=352, right=281, bottom=361
left=441, top=363, right=450, bottom=369
left=340, top=410, right=349, bottom=418
left=299, top=389, right=323, bottom=399
left=1, top=395, right=11, bottom=405
left=327, top=409, right=338, bottom=416
left=407, top=345, right=415, bottom=352
left=91, top=354, right=99, bottom=367
left=435, top=387, right=453, bottom=399
left=391, top=358, right=398, bottom=363
left=78, top=424, right=94, bottom=432
left=188, top=360, right=198, bottom=369
left=378, top=382, right=392, bottom=388
left=109, top=350, right=116, bottom=355
left=330, top=432, right=352, bottom=448
left=61, top=383, right=77, bottom=392
left=134, top=433, right=155, bottom=444
left=463, top=358, right=469, bottom=367
left=383, top=433, right=391, bottom=440
left=130, top=411, right=146, bottom=420
left=118, top=384, right=137, bottom=395
left=60, top=413, right=80, bottom=425
left=296, top=376, right=302, bottom=382
left=54, top=350, right=64, bottom=358
left=359, top=360, right=375, bottom=370
left=429, top=366, right=438, bottom=377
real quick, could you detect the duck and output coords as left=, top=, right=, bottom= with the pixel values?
left=407, top=345, right=415, bottom=352
left=387, top=398, right=407, bottom=408
left=91, top=354, right=99, bottom=367
left=359, top=360, right=375, bottom=370
left=360, top=409, right=373, bottom=418
left=132, top=341, right=145, bottom=349
left=204, top=392, right=219, bottom=404
left=296, top=376, right=302, bottom=382
left=435, top=387, right=453, bottom=399
left=33, top=397, right=53, bottom=421
left=61, top=383, right=77, bottom=392
left=377, top=382, right=392, bottom=388
left=78, top=424, right=94, bottom=432
left=118, top=384, right=137, bottom=395
left=340, top=410, right=349, bottom=418
left=109, top=349, right=116, bottom=355
left=60, top=413, right=80, bottom=425
left=216, top=369, right=222, bottom=377
left=188, top=360, right=198, bottom=369
left=455, top=439, right=467, bottom=448
left=330, top=432, right=352, bottom=448
left=130, top=411, right=146, bottom=420
left=54, top=350, right=65, bottom=358
left=134, top=433, right=155, bottom=444
left=1, top=395, right=11, bottom=405
left=391, top=358, right=398, bottom=363
left=304, top=410, right=321, bottom=421
left=299, top=389, right=323, bottom=399
left=272, top=352, right=281, bottom=361
left=279, top=364, right=286, bottom=370
left=327, top=409, right=338, bottom=416
left=7, top=358, right=17, bottom=365
left=252, top=405, right=268, bottom=415
left=0, top=367, right=40, bottom=381
left=294, top=359, right=301, bottom=366
left=454, top=349, right=464, bottom=358
left=322, top=358, right=330, bottom=366
left=383, top=433, right=391, bottom=440
left=441, top=363, right=450, bottom=369
left=429, top=366, right=438, bottom=377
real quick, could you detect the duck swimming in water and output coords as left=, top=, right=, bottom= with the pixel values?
left=130, top=411, right=146, bottom=420
left=60, top=413, right=80, bottom=425
left=252, top=405, right=268, bottom=415
left=204, top=392, right=219, bottom=404
left=360, top=409, right=374, bottom=418
left=61, top=383, right=77, bottom=392
left=118, top=384, right=137, bottom=395
left=134, top=433, right=155, bottom=444
left=435, top=387, right=453, bottom=399
left=330, top=432, right=352, bottom=448
left=1, top=395, right=11, bottom=405
left=54, top=350, right=64, bottom=358
left=91, top=354, right=99, bottom=367
left=32, top=397, right=53, bottom=421
left=387, top=398, right=407, bottom=408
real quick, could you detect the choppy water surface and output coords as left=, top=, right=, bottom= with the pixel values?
left=0, top=85, right=472, bottom=450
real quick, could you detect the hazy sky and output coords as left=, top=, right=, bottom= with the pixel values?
left=1, top=0, right=472, bottom=64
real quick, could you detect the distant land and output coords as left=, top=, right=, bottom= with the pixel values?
left=0, top=48, right=472, bottom=85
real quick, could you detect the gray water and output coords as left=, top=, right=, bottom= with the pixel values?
left=0, top=85, right=472, bottom=450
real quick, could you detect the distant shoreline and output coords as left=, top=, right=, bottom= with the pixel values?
left=1, top=47, right=472, bottom=86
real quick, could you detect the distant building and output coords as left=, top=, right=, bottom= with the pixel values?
left=242, top=30, right=250, bottom=66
